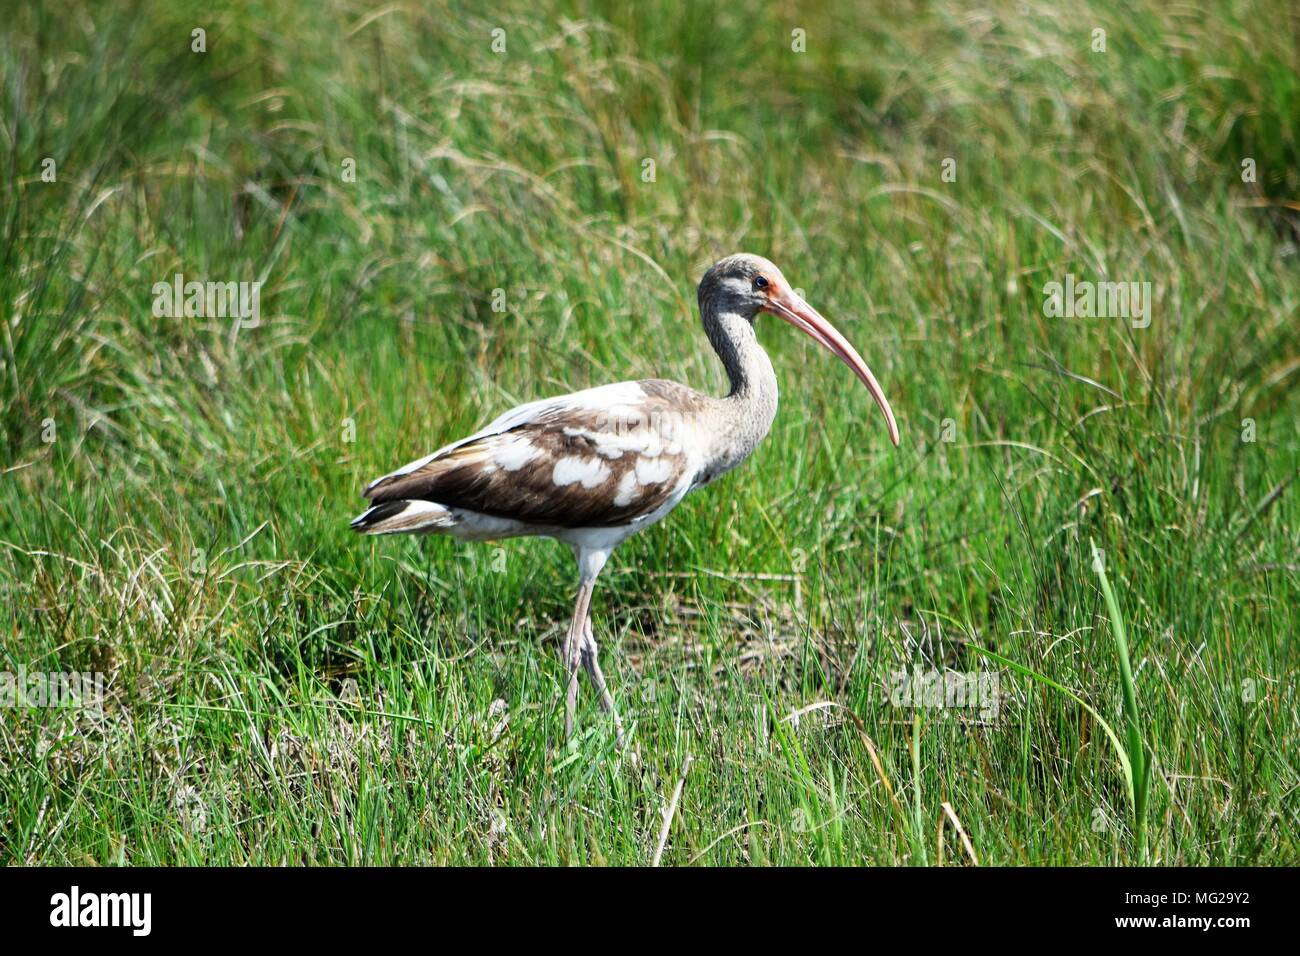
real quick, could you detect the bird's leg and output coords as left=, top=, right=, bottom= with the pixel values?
left=580, top=615, right=627, bottom=750
left=562, top=579, right=593, bottom=740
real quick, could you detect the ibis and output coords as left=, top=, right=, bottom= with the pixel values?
left=352, top=254, right=899, bottom=747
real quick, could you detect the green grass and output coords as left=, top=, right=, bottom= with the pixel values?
left=1, top=0, right=1297, bottom=865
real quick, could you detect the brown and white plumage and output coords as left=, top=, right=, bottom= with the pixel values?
left=354, top=379, right=704, bottom=536
left=352, top=254, right=900, bottom=747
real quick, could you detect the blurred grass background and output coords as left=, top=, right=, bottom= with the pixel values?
left=1, top=0, right=1296, bottom=864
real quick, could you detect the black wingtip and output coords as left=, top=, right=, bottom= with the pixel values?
left=350, top=500, right=409, bottom=532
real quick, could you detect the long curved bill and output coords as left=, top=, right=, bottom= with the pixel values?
left=766, top=292, right=900, bottom=447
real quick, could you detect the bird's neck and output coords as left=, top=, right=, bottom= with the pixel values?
left=703, top=310, right=779, bottom=475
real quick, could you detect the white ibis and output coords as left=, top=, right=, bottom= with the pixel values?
left=352, top=254, right=899, bottom=747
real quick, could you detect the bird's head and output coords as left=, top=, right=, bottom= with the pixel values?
left=699, top=253, right=900, bottom=447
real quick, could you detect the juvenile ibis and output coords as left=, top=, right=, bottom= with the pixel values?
left=352, top=254, right=899, bottom=747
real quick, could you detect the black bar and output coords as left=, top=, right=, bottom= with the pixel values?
left=0, top=866, right=1282, bottom=942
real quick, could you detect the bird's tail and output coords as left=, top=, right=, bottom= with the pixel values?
left=350, top=500, right=453, bottom=535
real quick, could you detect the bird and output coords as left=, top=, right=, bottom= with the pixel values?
left=351, top=254, right=899, bottom=748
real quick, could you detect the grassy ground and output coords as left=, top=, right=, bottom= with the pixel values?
left=1, top=0, right=1297, bottom=865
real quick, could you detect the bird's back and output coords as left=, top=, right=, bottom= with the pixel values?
left=354, top=379, right=713, bottom=534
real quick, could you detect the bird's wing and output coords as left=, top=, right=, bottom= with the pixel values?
left=362, top=380, right=709, bottom=528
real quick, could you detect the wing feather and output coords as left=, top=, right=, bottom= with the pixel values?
left=362, top=380, right=707, bottom=528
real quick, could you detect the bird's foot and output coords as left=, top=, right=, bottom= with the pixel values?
left=562, top=627, right=582, bottom=741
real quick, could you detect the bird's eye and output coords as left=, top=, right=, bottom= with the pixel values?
left=753, top=275, right=769, bottom=290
